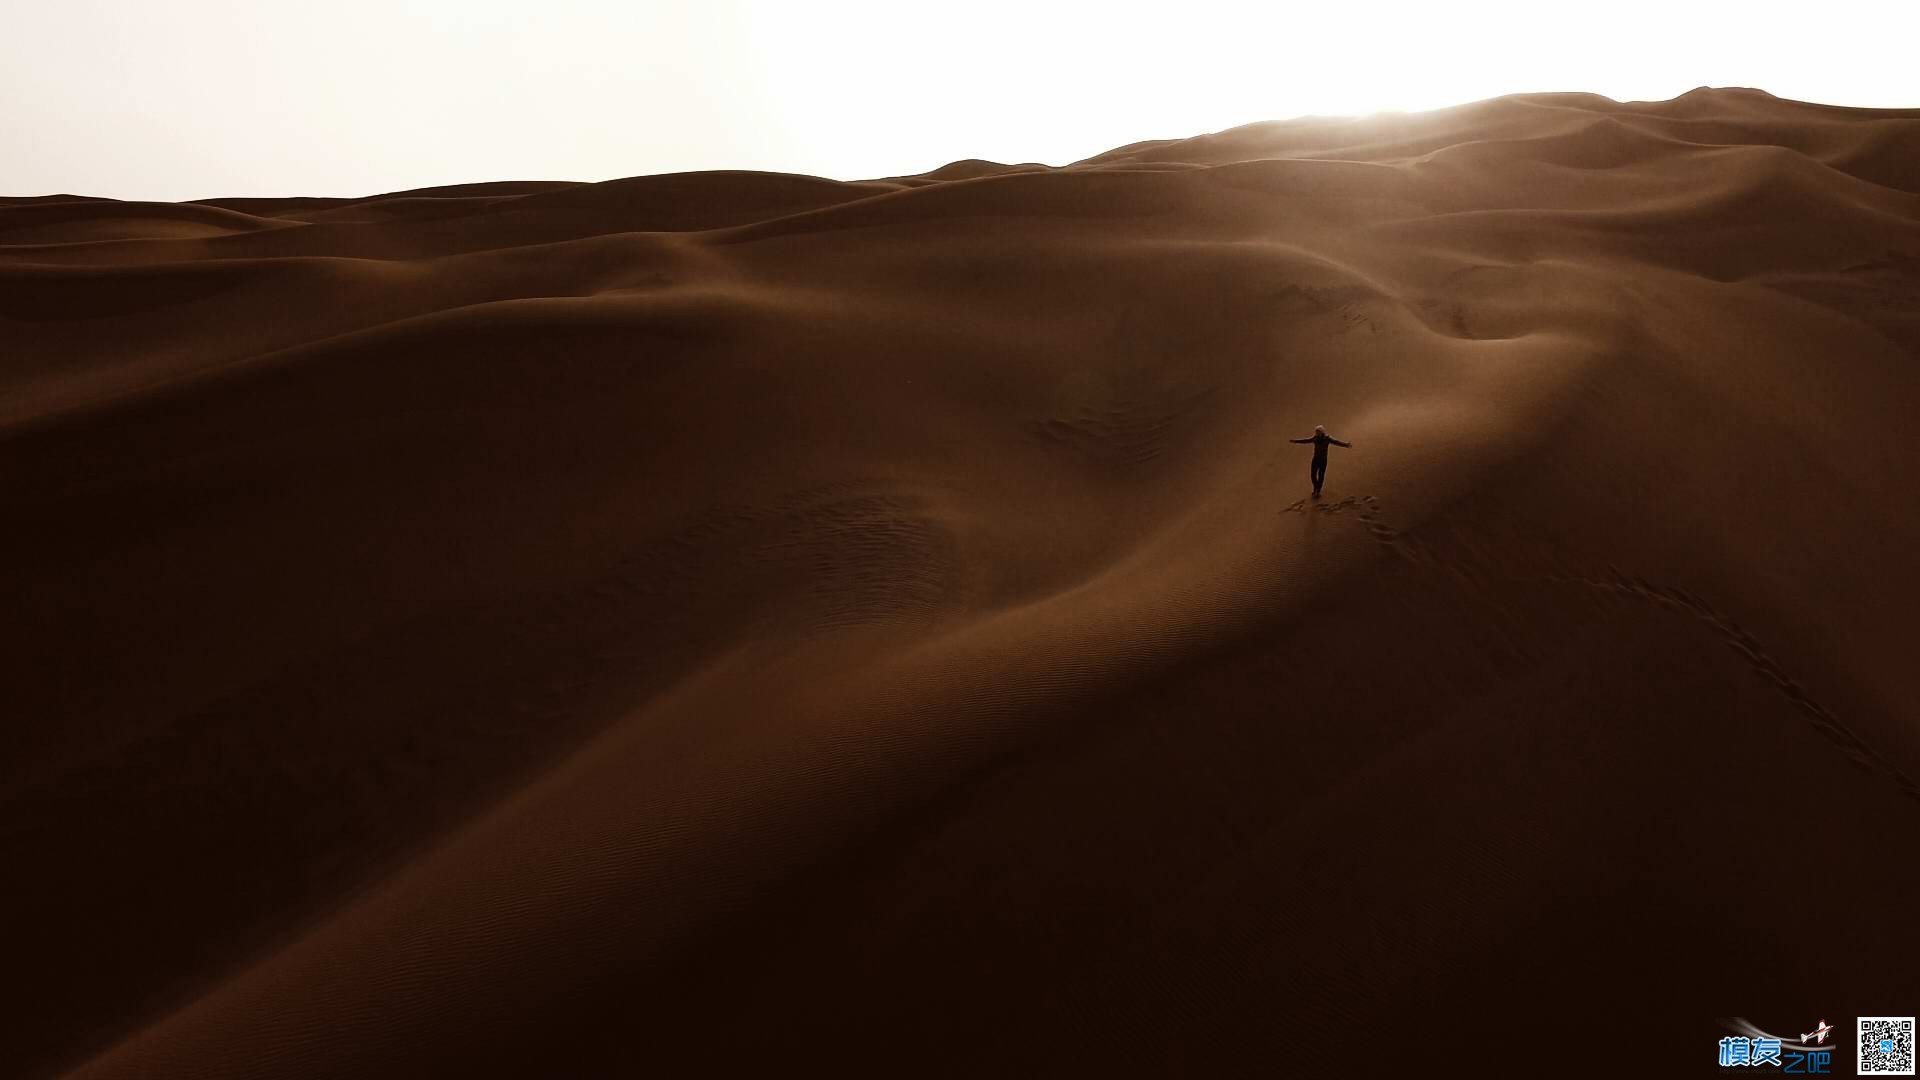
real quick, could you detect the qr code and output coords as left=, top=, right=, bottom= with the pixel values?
left=1859, top=1017, right=1916, bottom=1076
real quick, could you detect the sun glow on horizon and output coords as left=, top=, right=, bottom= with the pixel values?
left=4, top=0, right=1916, bottom=201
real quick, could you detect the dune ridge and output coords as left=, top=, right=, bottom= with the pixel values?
left=3, top=89, right=1918, bottom=1078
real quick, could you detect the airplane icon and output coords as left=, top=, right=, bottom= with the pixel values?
left=1802, top=1020, right=1833, bottom=1044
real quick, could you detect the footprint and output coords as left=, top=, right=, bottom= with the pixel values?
left=1549, top=565, right=1919, bottom=803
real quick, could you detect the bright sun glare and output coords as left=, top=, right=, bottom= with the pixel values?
left=3, top=0, right=1915, bottom=199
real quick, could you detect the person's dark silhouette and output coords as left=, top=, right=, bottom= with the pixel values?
left=1289, top=425, right=1352, bottom=496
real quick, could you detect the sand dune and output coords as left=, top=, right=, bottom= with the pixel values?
left=4, top=88, right=1918, bottom=1077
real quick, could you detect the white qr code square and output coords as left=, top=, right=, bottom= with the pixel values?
left=1859, top=1017, right=1915, bottom=1075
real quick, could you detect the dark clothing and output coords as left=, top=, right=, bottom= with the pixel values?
left=1290, top=432, right=1351, bottom=460
left=1290, top=432, right=1351, bottom=493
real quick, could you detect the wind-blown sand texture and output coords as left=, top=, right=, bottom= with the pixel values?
left=5, top=88, right=1918, bottom=1077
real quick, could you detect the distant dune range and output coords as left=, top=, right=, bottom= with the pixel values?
left=4, top=88, right=1918, bottom=1077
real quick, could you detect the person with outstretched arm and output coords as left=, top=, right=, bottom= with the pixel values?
left=1289, top=425, right=1352, bottom=496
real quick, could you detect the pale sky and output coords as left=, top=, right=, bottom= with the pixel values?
left=4, top=0, right=1916, bottom=202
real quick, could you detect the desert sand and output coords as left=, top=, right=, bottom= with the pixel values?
left=3, top=87, right=1918, bottom=1077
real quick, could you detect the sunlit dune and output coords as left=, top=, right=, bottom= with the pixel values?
left=3, top=87, right=1918, bottom=1078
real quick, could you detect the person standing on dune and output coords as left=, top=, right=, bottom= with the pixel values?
left=1290, top=425, right=1352, bottom=496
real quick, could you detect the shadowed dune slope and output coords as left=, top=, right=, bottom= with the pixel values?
left=4, top=89, right=1918, bottom=1078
